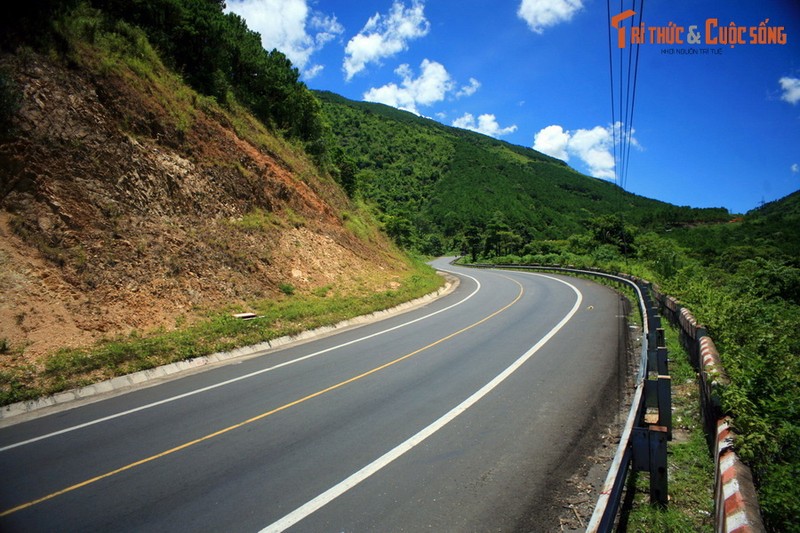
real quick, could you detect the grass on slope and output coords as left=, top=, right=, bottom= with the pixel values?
left=622, top=322, right=714, bottom=532
left=0, top=260, right=443, bottom=407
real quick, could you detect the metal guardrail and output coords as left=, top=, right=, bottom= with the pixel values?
left=464, top=263, right=671, bottom=532
left=464, top=261, right=765, bottom=532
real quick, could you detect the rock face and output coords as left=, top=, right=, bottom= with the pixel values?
left=0, top=51, right=400, bottom=359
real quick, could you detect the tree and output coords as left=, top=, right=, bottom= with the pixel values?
left=636, top=232, right=683, bottom=278
left=463, top=225, right=482, bottom=262
left=383, top=214, right=414, bottom=249
left=420, top=234, right=444, bottom=256
left=587, top=214, right=635, bottom=256
left=90, top=0, right=328, bottom=154
left=332, top=149, right=357, bottom=197
left=496, top=230, right=523, bottom=256
left=483, top=211, right=514, bottom=257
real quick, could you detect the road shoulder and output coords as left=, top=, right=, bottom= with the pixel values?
left=0, top=272, right=459, bottom=427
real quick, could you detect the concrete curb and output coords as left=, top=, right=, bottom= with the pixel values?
left=698, top=335, right=728, bottom=429
left=715, top=419, right=766, bottom=532
left=0, top=274, right=458, bottom=423
left=679, top=306, right=700, bottom=339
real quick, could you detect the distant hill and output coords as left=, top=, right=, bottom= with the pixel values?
left=666, top=189, right=800, bottom=265
left=749, top=188, right=800, bottom=224
left=316, top=91, right=730, bottom=254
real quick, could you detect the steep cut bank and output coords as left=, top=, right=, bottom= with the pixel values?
left=0, top=33, right=416, bottom=364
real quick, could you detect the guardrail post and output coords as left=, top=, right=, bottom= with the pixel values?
left=632, top=424, right=669, bottom=508
left=646, top=328, right=666, bottom=373
left=629, top=287, right=671, bottom=509
left=657, top=375, right=672, bottom=440
left=655, top=329, right=671, bottom=440
left=632, top=427, right=649, bottom=469
left=648, top=425, right=669, bottom=507
left=646, top=335, right=656, bottom=374
left=472, top=263, right=678, bottom=529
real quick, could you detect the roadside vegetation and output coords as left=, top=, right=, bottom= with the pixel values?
left=622, top=322, right=714, bottom=532
left=466, top=204, right=800, bottom=531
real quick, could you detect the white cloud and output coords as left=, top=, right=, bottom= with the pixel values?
left=363, top=59, right=453, bottom=114
left=792, top=163, right=799, bottom=174
left=304, top=64, right=324, bottom=80
left=310, top=13, right=343, bottom=47
left=456, top=78, right=481, bottom=98
left=779, top=77, right=800, bottom=105
left=570, top=126, right=616, bottom=179
left=533, top=124, right=570, bottom=160
left=226, top=0, right=343, bottom=77
left=533, top=122, right=638, bottom=180
left=344, top=1, right=430, bottom=81
left=517, top=0, right=583, bottom=34
left=452, top=113, right=518, bottom=138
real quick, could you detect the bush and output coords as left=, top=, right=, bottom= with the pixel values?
left=591, top=243, right=622, bottom=263
left=278, top=282, right=295, bottom=296
left=664, top=266, right=800, bottom=532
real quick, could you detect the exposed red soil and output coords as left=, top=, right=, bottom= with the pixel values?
left=0, top=51, right=403, bottom=365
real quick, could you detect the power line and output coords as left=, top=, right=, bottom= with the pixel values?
left=606, top=0, right=617, bottom=190
left=609, top=0, right=644, bottom=192
left=623, top=2, right=644, bottom=191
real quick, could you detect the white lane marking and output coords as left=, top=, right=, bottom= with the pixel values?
left=260, top=273, right=583, bottom=532
left=0, top=271, right=483, bottom=453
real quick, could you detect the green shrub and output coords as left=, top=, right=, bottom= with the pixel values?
left=278, top=282, right=295, bottom=296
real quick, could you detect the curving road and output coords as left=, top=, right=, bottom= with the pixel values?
left=0, top=259, right=629, bottom=532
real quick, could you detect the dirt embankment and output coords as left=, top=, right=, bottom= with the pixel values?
left=0, top=52, right=402, bottom=362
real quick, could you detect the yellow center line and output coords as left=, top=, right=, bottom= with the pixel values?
left=1, top=276, right=524, bottom=518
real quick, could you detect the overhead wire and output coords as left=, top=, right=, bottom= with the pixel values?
left=621, top=1, right=634, bottom=190
left=609, top=0, right=644, bottom=192
left=608, top=0, right=645, bottom=260
left=606, top=0, right=617, bottom=189
left=622, top=2, right=644, bottom=191
left=619, top=0, right=624, bottom=189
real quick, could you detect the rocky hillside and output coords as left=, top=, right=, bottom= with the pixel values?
left=0, top=35, right=409, bottom=360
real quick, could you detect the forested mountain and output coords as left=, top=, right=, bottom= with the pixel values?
left=667, top=189, right=800, bottom=264
left=317, top=90, right=730, bottom=255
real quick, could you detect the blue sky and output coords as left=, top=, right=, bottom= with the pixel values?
left=226, top=0, right=800, bottom=214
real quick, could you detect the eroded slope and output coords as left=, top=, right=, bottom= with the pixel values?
left=0, top=49, right=404, bottom=360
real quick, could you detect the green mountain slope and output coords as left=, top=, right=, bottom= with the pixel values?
left=317, top=90, right=730, bottom=253
left=739, top=190, right=800, bottom=259
left=666, top=189, right=800, bottom=265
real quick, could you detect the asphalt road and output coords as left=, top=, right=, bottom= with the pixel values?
left=0, top=259, right=628, bottom=532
